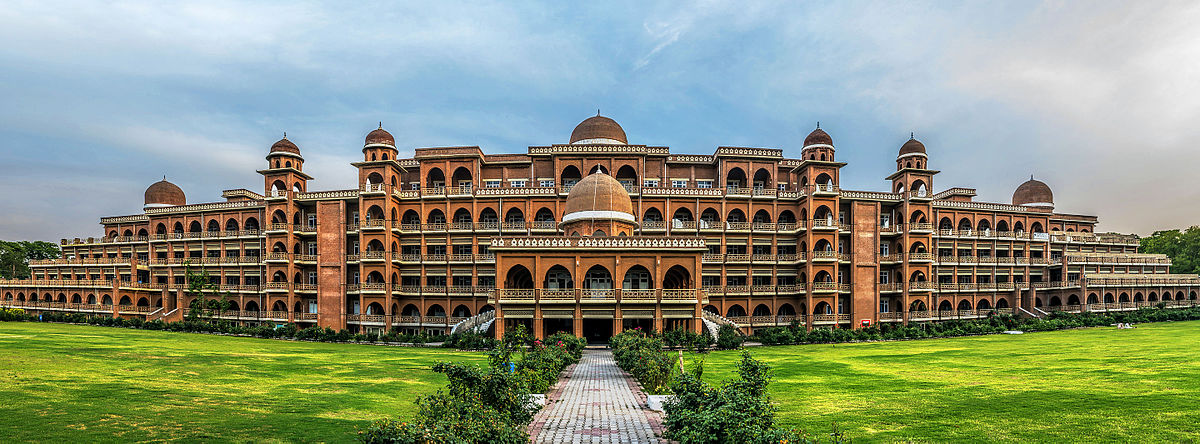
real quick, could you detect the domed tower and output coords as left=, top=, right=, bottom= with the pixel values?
left=1013, top=176, right=1054, bottom=210
left=259, top=134, right=312, bottom=196
left=144, top=178, right=185, bottom=211
left=888, top=134, right=937, bottom=198
left=569, top=114, right=627, bottom=145
left=897, top=135, right=927, bottom=170
left=801, top=124, right=834, bottom=162
left=363, top=123, right=398, bottom=162
left=561, top=169, right=637, bottom=236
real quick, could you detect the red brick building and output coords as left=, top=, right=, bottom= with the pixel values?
left=3, top=115, right=1198, bottom=340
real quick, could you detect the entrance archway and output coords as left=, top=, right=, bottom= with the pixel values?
left=581, top=319, right=613, bottom=344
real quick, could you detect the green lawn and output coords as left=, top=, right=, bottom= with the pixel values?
left=0, top=322, right=485, bottom=443
left=700, top=321, right=1200, bottom=443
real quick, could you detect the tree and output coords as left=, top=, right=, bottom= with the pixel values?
left=1140, top=227, right=1200, bottom=275
left=183, top=263, right=232, bottom=321
left=0, top=241, right=62, bottom=279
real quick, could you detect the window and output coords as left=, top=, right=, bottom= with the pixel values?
left=539, top=179, right=555, bottom=188
left=879, top=242, right=889, bottom=255
left=778, top=183, right=787, bottom=191
left=352, top=271, right=359, bottom=284
left=697, top=180, right=712, bottom=189
left=484, top=180, right=500, bottom=188
left=308, top=272, right=317, bottom=285
left=452, top=275, right=472, bottom=287
left=879, top=271, right=890, bottom=283
left=880, top=299, right=890, bottom=312
left=351, top=241, right=359, bottom=254
left=880, top=214, right=891, bottom=228
left=671, top=179, right=688, bottom=188
left=511, top=180, right=526, bottom=188
left=410, top=183, right=420, bottom=190
left=307, top=242, right=317, bottom=255
left=643, top=179, right=660, bottom=188
left=307, top=214, right=316, bottom=227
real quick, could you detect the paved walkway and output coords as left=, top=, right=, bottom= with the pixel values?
left=530, top=349, right=665, bottom=443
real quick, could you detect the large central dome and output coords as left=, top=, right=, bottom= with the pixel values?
left=1012, top=177, right=1054, bottom=208
left=563, top=170, right=635, bottom=224
left=569, top=115, right=627, bottom=145
left=144, top=178, right=186, bottom=210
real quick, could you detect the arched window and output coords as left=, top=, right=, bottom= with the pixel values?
left=561, top=165, right=582, bottom=188
left=672, top=208, right=693, bottom=222
left=752, top=210, right=771, bottom=224
left=582, top=265, right=613, bottom=290
left=622, top=266, right=651, bottom=289
left=726, top=167, right=746, bottom=191
left=663, top=265, right=691, bottom=289
left=225, top=219, right=239, bottom=232
left=478, top=208, right=498, bottom=224
left=615, top=165, right=638, bottom=189
left=451, top=167, right=472, bottom=190
left=643, top=208, right=664, bottom=222
left=427, top=209, right=446, bottom=224
left=505, top=265, right=534, bottom=288
left=426, top=168, right=446, bottom=189
left=813, top=302, right=832, bottom=315
left=504, top=208, right=525, bottom=223
left=453, top=208, right=473, bottom=223
left=727, top=304, right=748, bottom=317
left=544, top=265, right=573, bottom=289
left=726, top=209, right=746, bottom=223
left=752, top=168, right=771, bottom=190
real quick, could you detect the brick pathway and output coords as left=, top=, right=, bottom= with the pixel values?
left=529, top=349, right=665, bottom=443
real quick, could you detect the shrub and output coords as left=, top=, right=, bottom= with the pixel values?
left=611, top=330, right=677, bottom=394
left=664, top=351, right=813, bottom=444
left=359, top=358, right=537, bottom=444
left=0, top=307, right=31, bottom=322
left=716, top=324, right=744, bottom=350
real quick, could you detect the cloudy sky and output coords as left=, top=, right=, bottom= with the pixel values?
left=2, top=1, right=1199, bottom=240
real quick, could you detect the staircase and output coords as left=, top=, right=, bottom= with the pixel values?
left=701, top=311, right=743, bottom=340
left=450, top=310, right=495, bottom=335
left=1017, top=307, right=1042, bottom=319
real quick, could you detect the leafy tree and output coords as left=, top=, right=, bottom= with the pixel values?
left=1140, top=227, right=1200, bottom=275
left=183, top=263, right=232, bottom=321
left=0, top=241, right=61, bottom=279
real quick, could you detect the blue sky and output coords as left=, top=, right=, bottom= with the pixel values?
left=2, top=1, right=1199, bottom=240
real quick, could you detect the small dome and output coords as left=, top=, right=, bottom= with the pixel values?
left=270, top=136, right=301, bottom=156
left=563, top=170, right=635, bottom=224
left=144, top=179, right=186, bottom=209
left=570, top=115, right=627, bottom=144
left=900, top=136, right=926, bottom=156
left=803, top=126, right=833, bottom=148
left=1013, top=177, right=1054, bottom=208
left=365, top=124, right=395, bottom=148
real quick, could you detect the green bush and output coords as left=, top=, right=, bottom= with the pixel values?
left=359, top=358, right=537, bottom=444
left=0, top=307, right=31, bottom=321
left=749, top=307, right=1200, bottom=346
left=716, top=324, right=744, bottom=350
left=611, top=330, right=677, bottom=394
left=665, top=351, right=822, bottom=444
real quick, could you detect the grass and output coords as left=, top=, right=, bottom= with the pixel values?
left=0, top=322, right=486, bottom=443
left=697, top=320, right=1200, bottom=443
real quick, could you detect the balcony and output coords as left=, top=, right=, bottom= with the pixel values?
left=811, top=250, right=839, bottom=261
